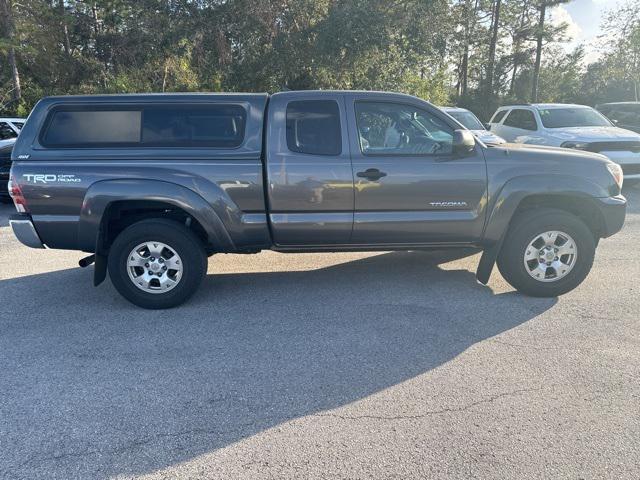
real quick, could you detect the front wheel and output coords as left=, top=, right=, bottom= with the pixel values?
left=108, top=219, right=207, bottom=309
left=497, top=209, right=596, bottom=297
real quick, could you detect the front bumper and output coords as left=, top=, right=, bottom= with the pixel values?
left=9, top=214, right=45, bottom=249
left=595, top=195, right=627, bottom=238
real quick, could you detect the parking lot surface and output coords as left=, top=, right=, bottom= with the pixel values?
left=1, top=187, right=639, bottom=480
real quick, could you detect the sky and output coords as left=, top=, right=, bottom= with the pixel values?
left=551, top=0, right=623, bottom=64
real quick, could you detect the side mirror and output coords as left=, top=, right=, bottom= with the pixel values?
left=452, top=129, right=476, bottom=156
left=484, top=122, right=491, bottom=130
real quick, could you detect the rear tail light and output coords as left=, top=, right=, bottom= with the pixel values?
left=8, top=174, right=28, bottom=213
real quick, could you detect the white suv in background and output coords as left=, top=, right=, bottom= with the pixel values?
left=0, top=118, right=26, bottom=148
left=488, top=104, right=640, bottom=182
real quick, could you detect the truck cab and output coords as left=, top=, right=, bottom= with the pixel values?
left=8, top=92, right=626, bottom=308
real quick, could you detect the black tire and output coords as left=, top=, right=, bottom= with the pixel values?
left=108, top=218, right=207, bottom=309
left=497, top=208, right=596, bottom=297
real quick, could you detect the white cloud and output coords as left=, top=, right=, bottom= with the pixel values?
left=549, top=5, right=582, bottom=42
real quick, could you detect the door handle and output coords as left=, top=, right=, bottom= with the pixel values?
left=357, top=168, right=387, bottom=181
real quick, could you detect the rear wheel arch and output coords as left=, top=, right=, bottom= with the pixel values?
left=98, top=200, right=211, bottom=255
left=78, top=179, right=235, bottom=255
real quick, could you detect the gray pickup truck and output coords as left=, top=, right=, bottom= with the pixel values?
left=8, top=91, right=627, bottom=308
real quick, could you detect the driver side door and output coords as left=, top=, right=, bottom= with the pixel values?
left=346, top=96, right=488, bottom=245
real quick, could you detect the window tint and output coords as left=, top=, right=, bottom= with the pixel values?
left=43, top=110, right=142, bottom=146
left=490, top=110, right=508, bottom=124
left=504, top=109, right=538, bottom=130
left=142, top=105, right=246, bottom=147
left=0, top=122, right=18, bottom=140
left=286, top=100, right=341, bottom=155
left=13, top=122, right=24, bottom=130
left=41, top=104, right=246, bottom=148
left=356, top=102, right=453, bottom=155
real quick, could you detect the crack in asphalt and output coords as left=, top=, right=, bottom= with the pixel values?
left=312, top=386, right=550, bottom=422
left=1, top=387, right=551, bottom=476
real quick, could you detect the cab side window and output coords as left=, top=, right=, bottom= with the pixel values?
left=355, top=102, right=453, bottom=155
left=286, top=100, right=342, bottom=156
left=490, top=110, right=508, bottom=124
left=0, top=122, right=17, bottom=140
left=504, top=109, right=538, bottom=131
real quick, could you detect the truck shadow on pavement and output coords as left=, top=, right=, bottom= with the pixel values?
left=0, top=249, right=557, bottom=479
left=0, top=203, right=13, bottom=227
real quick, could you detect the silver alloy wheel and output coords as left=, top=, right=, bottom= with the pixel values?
left=523, top=230, right=577, bottom=283
left=126, top=241, right=183, bottom=294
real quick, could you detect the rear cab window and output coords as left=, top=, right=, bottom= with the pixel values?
left=285, top=100, right=342, bottom=155
left=40, top=104, right=247, bottom=148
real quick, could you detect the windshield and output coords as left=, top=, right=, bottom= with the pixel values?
left=538, top=107, right=611, bottom=128
left=448, top=111, right=484, bottom=130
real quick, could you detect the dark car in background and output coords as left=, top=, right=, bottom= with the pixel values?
left=597, top=102, right=640, bottom=134
left=0, top=139, right=15, bottom=202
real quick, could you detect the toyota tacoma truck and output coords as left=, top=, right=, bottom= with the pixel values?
left=7, top=91, right=627, bottom=309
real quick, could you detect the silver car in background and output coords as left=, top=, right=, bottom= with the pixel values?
left=441, top=107, right=506, bottom=145
left=0, top=118, right=26, bottom=148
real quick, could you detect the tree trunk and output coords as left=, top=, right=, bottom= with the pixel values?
left=0, top=0, right=22, bottom=105
left=485, top=0, right=501, bottom=96
left=59, top=0, right=71, bottom=56
left=459, top=0, right=472, bottom=96
left=531, top=1, right=547, bottom=102
left=509, top=5, right=527, bottom=96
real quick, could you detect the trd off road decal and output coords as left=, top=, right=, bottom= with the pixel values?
left=22, top=174, right=82, bottom=184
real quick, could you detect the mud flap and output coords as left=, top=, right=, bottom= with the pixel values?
left=93, top=254, right=107, bottom=286
left=476, top=237, right=504, bottom=285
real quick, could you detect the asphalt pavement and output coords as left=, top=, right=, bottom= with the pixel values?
left=0, top=186, right=638, bottom=479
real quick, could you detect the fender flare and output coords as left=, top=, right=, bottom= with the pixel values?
left=78, top=179, right=235, bottom=254
left=476, top=174, right=608, bottom=284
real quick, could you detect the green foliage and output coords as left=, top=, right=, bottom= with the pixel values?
left=0, top=0, right=638, bottom=116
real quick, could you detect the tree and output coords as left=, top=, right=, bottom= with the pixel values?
left=0, top=0, right=21, bottom=109
left=485, top=0, right=502, bottom=96
left=531, top=0, right=570, bottom=102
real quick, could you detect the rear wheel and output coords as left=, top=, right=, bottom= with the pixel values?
left=108, top=219, right=207, bottom=309
left=497, top=209, right=596, bottom=297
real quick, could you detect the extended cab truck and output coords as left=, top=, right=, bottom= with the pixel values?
left=8, top=92, right=627, bottom=309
